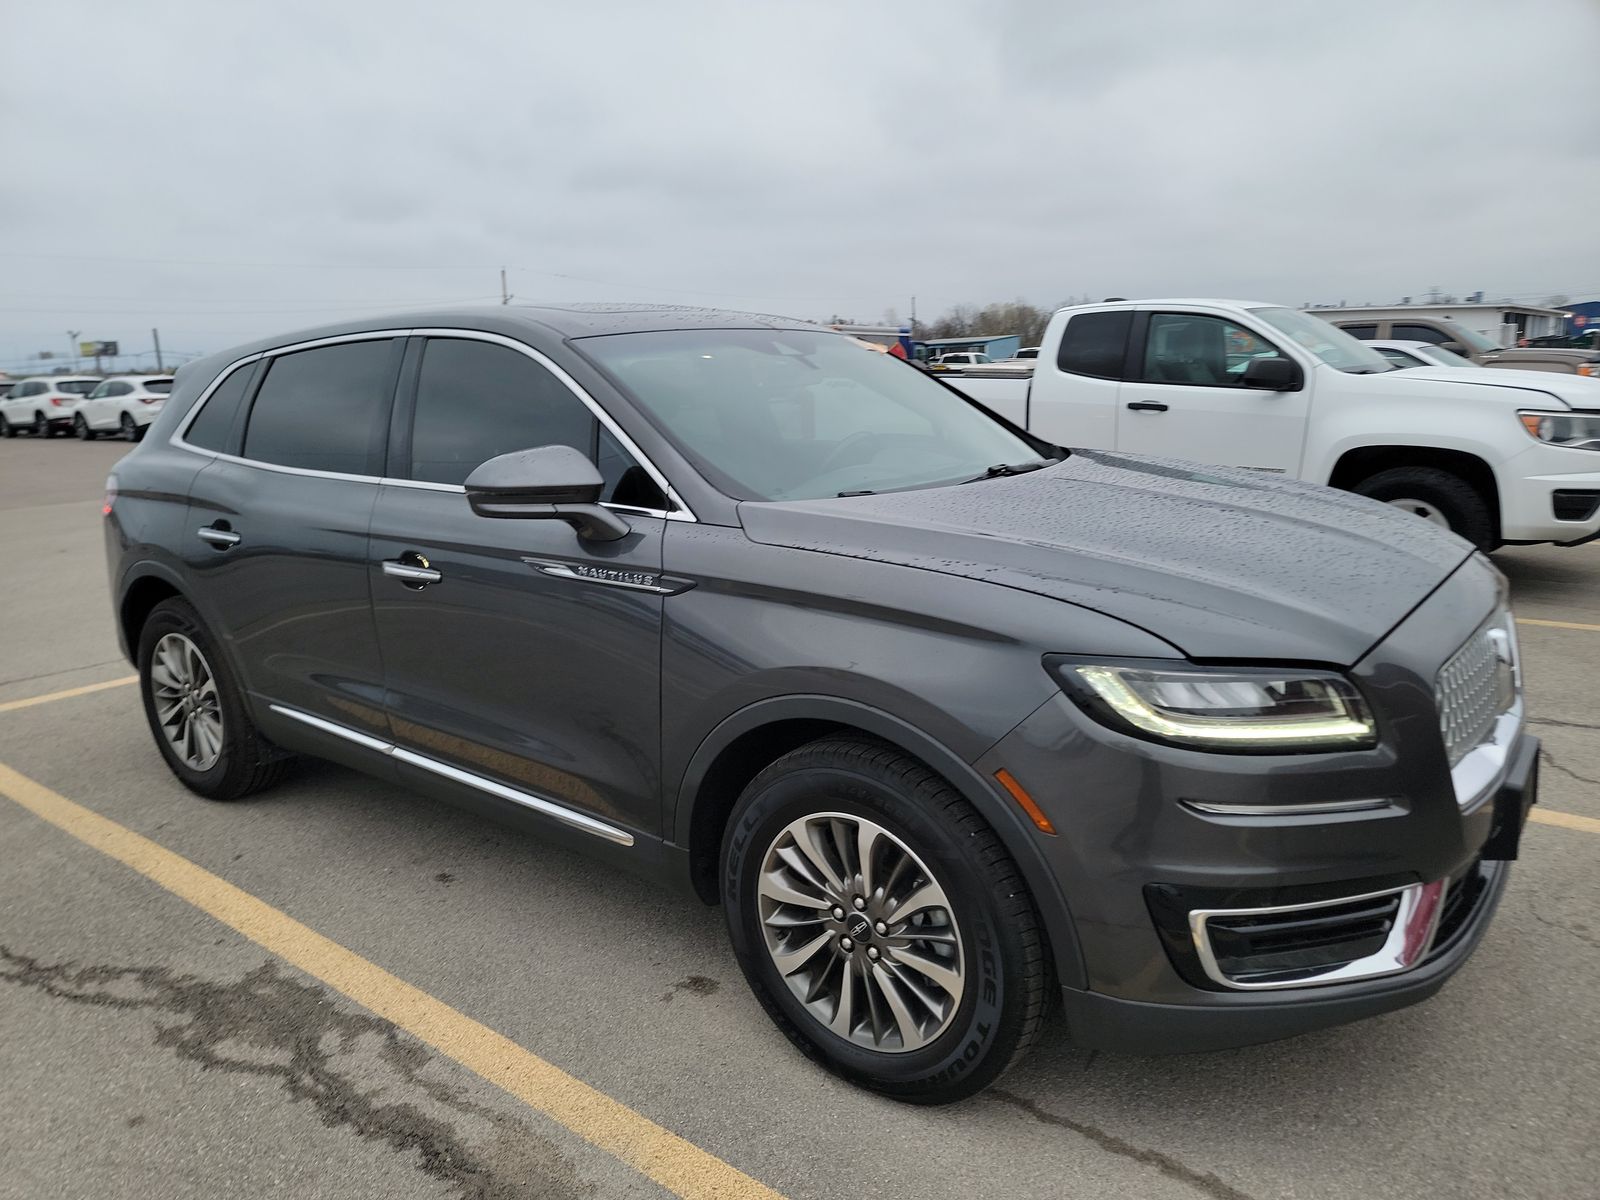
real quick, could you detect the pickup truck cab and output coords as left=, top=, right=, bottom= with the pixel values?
left=944, top=299, right=1600, bottom=549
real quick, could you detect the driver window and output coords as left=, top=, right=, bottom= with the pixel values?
left=1141, top=314, right=1283, bottom=388
left=409, top=338, right=661, bottom=511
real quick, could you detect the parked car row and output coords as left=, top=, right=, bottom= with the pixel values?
left=0, top=374, right=174, bottom=440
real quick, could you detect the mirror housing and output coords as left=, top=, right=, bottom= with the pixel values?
left=464, top=445, right=630, bottom=541
left=1241, top=356, right=1303, bottom=392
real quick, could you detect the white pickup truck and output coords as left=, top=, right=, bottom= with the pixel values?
left=942, top=298, right=1600, bottom=550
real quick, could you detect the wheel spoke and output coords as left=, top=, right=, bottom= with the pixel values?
left=870, top=963, right=928, bottom=1051
left=775, top=844, right=833, bottom=897
left=855, top=823, right=880, bottom=897
left=770, top=929, right=834, bottom=976
left=890, top=879, right=951, bottom=922
left=156, top=698, right=185, bottom=726
left=829, top=958, right=857, bottom=1037
left=792, top=821, right=846, bottom=895
left=890, top=947, right=962, bottom=997
left=758, top=869, right=830, bottom=911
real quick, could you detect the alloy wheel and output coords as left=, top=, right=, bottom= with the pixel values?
left=757, top=812, right=965, bottom=1053
left=149, top=632, right=225, bottom=771
left=1387, top=497, right=1451, bottom=529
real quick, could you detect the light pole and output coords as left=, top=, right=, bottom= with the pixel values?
left=67, top=331, right=81, bottom=372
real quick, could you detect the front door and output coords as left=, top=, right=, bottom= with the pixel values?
left=369, top=334, right=671, bottom=840
left=1114, top=310, right=1310, bottom=475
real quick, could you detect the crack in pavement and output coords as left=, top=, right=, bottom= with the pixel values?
left=988, top=1090, right=1257, bottom=1200
left=0, top=946, right=595, bottom=1200
left=1528, top=716, right=1600, bottom=734
left=1539, top=747, right=1600, bottom=789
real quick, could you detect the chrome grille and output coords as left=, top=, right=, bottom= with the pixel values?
left=1435, top=611, right=1517, bottom=767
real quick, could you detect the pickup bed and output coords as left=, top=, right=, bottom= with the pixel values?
left=941, top=298, right=1600, bottom=550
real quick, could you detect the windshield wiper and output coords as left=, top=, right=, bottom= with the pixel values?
left=960, top=458, right=1059, bottom=483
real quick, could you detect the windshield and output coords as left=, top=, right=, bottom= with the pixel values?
left=1441, top=322, right=1501, bottom=353
left=1250, top=307, right=1395, bottom=374
left=1417, top=344, right=1478, bottom=369
left=580, top=329, right=1047, bottom=501
left=57, top=379, right=99, bottom=395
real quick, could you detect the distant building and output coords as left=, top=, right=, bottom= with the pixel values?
left=1303, top=301, right=1568, bottom=347
left=917, top=334, right=1022, bottom=363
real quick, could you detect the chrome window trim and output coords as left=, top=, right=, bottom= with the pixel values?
left=1189, top=878, right=1446, bottom=991
left=170, top=327, right=695, bottom=522
left=267, top=704, right=634, bottom=846
left=1182, top=797, right=1393, bottom=818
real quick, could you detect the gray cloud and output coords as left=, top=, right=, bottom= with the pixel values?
left=2, top=0, right=1597, bottom=372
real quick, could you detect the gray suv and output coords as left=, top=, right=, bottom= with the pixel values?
left=104, top=305, right=1538, bottom=1103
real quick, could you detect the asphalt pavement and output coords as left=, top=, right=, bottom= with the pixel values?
left=1, top=435, right=1597, bottom=1200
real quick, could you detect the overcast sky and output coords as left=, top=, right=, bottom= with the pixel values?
left=3, top=0, right=1598, bottom=373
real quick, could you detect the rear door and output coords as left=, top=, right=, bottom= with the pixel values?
left=1113, top=309, right=1310, bottom=474
left=368, top=333, right=672, bottom=841
left=182, top=334, right=401, bottom=743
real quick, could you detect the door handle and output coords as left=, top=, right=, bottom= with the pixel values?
left=196, top=526, right=241, bottom=548
left=382, top=554, right=441, bottom=587
left=1125, top=401, right=1169, bottom=412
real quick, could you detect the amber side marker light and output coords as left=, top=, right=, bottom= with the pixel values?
left=995, top=768, right=1056, bottom=835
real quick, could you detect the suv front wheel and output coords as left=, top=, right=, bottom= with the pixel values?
left=722, top=737, right=1050, bottom=1104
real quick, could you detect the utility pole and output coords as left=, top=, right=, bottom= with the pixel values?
left=67, top=330, right=81, bottom=371
left=909, top=295, right=916, bottom=333
left=500, top=268, right=512, bottom=305
left=152, top=328, right=164, bottom=372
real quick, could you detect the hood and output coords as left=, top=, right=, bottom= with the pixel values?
left=1393, top=367, right=1600, bottom=408
left=739, top=451, right=1475, bottom=666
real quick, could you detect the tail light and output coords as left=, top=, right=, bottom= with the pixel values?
left=50, top=395, right=67, bottom=406
left=140, top=395, right=159, bottom=403
left=103, top=477, right=118, bottom=517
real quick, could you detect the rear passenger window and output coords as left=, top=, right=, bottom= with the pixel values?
left=408, top=339, right=596, bottom=486
left=243, top=340, right=397, bottom=474
left=1057, top=311, right=1131, bottom=379
left=1339, top=324, right=1378, bottom=339
left=184, top=363, right=257, bottom=453
left=1393, top=324, right=1450, bottom=345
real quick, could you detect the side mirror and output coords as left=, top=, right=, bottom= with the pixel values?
left=1241, top=356, right=1303, bottom=391
left=464, top=445, right=630, bottom=541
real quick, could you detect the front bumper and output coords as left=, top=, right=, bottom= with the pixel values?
left=977, top=554, right=1531, bottom=1052
left=1498, top=440, right=1600, bottom=544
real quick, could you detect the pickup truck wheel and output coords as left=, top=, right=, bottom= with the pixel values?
left=1352, top=467, right=1494, bottom=550
left=137, top=597, right=289, bottom=801
left=722, top=736, right=1049, bottom=1104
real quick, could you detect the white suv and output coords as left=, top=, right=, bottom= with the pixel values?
left=0, top=376, right=102, bottom=437
left=74, top=376, right=175, bottom=441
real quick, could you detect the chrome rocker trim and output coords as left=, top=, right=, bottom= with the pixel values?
left=267, top=704, right=634, bottom=847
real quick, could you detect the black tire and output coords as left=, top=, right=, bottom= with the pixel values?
left=0, top=416, right=14, bottom=438
left=33, top=411, right=48, bottom=437
left=121, top=412, right=140, bottom=441
left=722, top=737, right=1050, bottom=1104
left=136, top=597, right=289, bottom=801
left=75, top=414, right=95, bottom=441
left=1352, top=466, right=1495, bottom=550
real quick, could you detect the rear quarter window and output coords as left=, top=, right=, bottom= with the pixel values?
left=183, top=363, right=258, bottom=453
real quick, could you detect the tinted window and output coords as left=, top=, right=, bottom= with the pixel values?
left=1057, top=311, right=1131, bottom=379
left=145, top=379, right=174, bottom=394
left=1140, top=314, right=1284, bottom=386
left=244, top=340, right=395, bottom=474
left=185, top=363, right=256, bottom=452
left=1339, top=323, right=1378, bottom=339
left=409, top=339, right=596, bottom=486
left=88, top=382, right=113, bottom=399
left=57, top=380, right=99, bottom=395
left=596, top=423, right=665, bottom=509
left=1393, top=323, right=1451, bottom=345
left=107, top=382, right=132, bottom=397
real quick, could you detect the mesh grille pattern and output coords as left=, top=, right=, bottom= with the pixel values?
left=1436, top=614, right=1515, bottom=766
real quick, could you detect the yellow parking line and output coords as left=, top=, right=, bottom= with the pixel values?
left=1530, top=808, right=1600, bottom=835
left=0, top=760, right=784, bottom=1200
left=0, top=675, right=137, bottom=714
left=1517, top=617, right=1600, bottom=634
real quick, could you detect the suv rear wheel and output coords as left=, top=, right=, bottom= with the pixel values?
left=1352, top=466, right=1495, bottom=550
left=137, top=597, right=288, bottom=801
left=722, top=737, right=1049, bottom=1104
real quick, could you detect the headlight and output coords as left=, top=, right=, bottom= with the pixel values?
left=1519, top=410, right=1600, bottom=451
left=1050, top=661, right=1377, bottom=752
